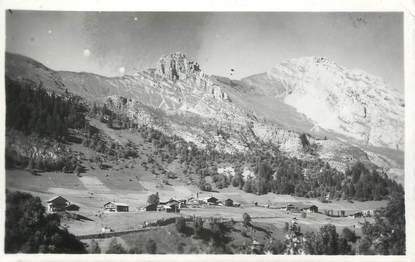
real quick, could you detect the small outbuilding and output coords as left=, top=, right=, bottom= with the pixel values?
left=300, top=205, right=319, bottom=213
left=178, top=199, right=187, bottom=208
left=205, top=196, right=219, bottom=205
left=104, top=202, right=129, bottom=212
left=352, top=212, right=363, bottom=219
left=285, top=203, right=296, bottom=211
left=166, top=204, right=180, bottom=213
left=224, top=198, right=234, bottom=207
left=187, top=197, right=203, bottom=207
left=66, top=203, right=80, bottom=211
left=163, top=199, right=180, bottom=206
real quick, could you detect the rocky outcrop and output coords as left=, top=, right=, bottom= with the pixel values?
left=6, top=129, right=77, bottom=170
left=157, top=52, right=203, bottom=81
left=5, top=52, right=404, bottom=182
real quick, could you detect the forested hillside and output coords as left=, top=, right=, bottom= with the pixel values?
left=6, top=77, right=87, bottom=139
left=5, top=77, right=403, bottom=202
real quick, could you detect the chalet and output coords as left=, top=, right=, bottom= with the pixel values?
left=47, top=196, right=69, bottom=213
left=178, top=199, right=187, bottom=208
left=157, top=204, right=167, bottom=211
left=363, top=210, right=374, bottom=217
left=299, top=205, right=318, bottom=213
left=285, top=203, right=296, bottom=211
left=104, top=202, right=129, bottom=212
left=224, top=198, right=234, bottom=207
left=160, top=199, right=180, bottom=206
left=166, top=203, right=180, bottom=213
left=204, top=196, right=219, bottom=205
left=187, top=197, right=203, bottom=207
left=157, top=203, right=180, bottom=213
left=351, top=212, right=363, bottom=219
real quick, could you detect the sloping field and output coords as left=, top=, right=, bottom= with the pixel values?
left=7, top=167, right=387, bottom=239
left=6, top=169, right=86, bottom=193
left=79, top=176, right=111, bottom=193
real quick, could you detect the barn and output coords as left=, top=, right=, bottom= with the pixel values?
left=224, top=198, right=234, bottom=207
left=187, top=197, right=203, bottom=207
left=166, top=204, right=180, bottom=213
left=160, top=199, right=180, bottom=206
left=104, top=202, right=129, bottom=212
left=285, top=203, right=296, bottom=211
left=300, top=205, right=319, bottom=213
left=204, top=196, right=219, bottom=205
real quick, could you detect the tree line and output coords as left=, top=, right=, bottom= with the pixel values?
left=126, top=120, right=403, bottom=201
left=5, top=190, right=86, bottom=253
left=6, top=77, right=87, bottom=140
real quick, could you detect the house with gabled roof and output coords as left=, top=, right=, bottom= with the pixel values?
left=47, top=196, right=69, bottom=212
left=104, top=201, right=129, bottom=212
left=203, top=196, right=218, bottom=205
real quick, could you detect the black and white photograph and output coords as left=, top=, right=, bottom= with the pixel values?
left=1, top=0, right=414, bottom=259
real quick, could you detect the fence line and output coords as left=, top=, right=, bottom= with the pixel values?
left=76, top=227, right=156, bottom=240
left=76, top=215, right=236, bottom=240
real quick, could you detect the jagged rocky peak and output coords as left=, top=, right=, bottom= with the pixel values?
left=156, top=52, right=203, bottom=81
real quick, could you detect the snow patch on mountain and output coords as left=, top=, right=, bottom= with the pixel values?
left=266, top=56, right=404, bottom=150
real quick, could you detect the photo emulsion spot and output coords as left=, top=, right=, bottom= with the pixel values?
left=4, top=11, right=405, bottom=255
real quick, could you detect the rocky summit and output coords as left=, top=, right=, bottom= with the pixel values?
left=243, top=56, right=404, bottom=150
left=156, top=52, right=203, bottom=81
left=5, top=52, right=404, bottom=183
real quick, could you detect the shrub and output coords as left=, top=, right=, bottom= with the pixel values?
left=147, top=192, right=160, bottom=205
left=299, top=133, right=310, bottom=148
left=193, top=217, right=204, bottom=238
left=283, top=222, right=289, bottom=232
left=342, top=227, right=357, bottom=243
left=145, top=239, right=157, bottom=254
left=88, top=239, right=101, bottom=254
left=242, top=213, right=251, bottom=227
left=5, top=190, right=86, bottom=253
left=265, top=239, right=286, bottom=254
left=106, top=238, right=126, bottom=254
left=175, top=217, right=186, bottom=233
left=128, top=246, right=142, bottom=254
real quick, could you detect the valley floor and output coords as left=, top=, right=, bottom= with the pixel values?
left=6, top=169, right=387, bottom=238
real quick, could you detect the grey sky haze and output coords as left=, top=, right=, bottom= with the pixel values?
left=6, top=11, right=403, bottom=92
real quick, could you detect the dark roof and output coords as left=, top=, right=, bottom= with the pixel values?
left=286, top=203, right=318, bottom=209
left=160, top=198, right=179, bottom=205
left=104, top=201, right=129, bottom=207
left=47, top=196, right=69, bottom=203
left=300, top=204, right=318, bottom=210
left=205, top=196, right=218, bottom=202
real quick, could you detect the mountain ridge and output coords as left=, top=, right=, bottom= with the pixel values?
left=243, top=56, right=404, bottom=150
left=5, top=51, right=404, bottom=183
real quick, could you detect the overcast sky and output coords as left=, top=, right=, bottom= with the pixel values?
left=6, top=11, right=403, bottom=92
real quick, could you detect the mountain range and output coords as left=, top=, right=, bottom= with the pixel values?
left=5, top=52, right=404, bottom=183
